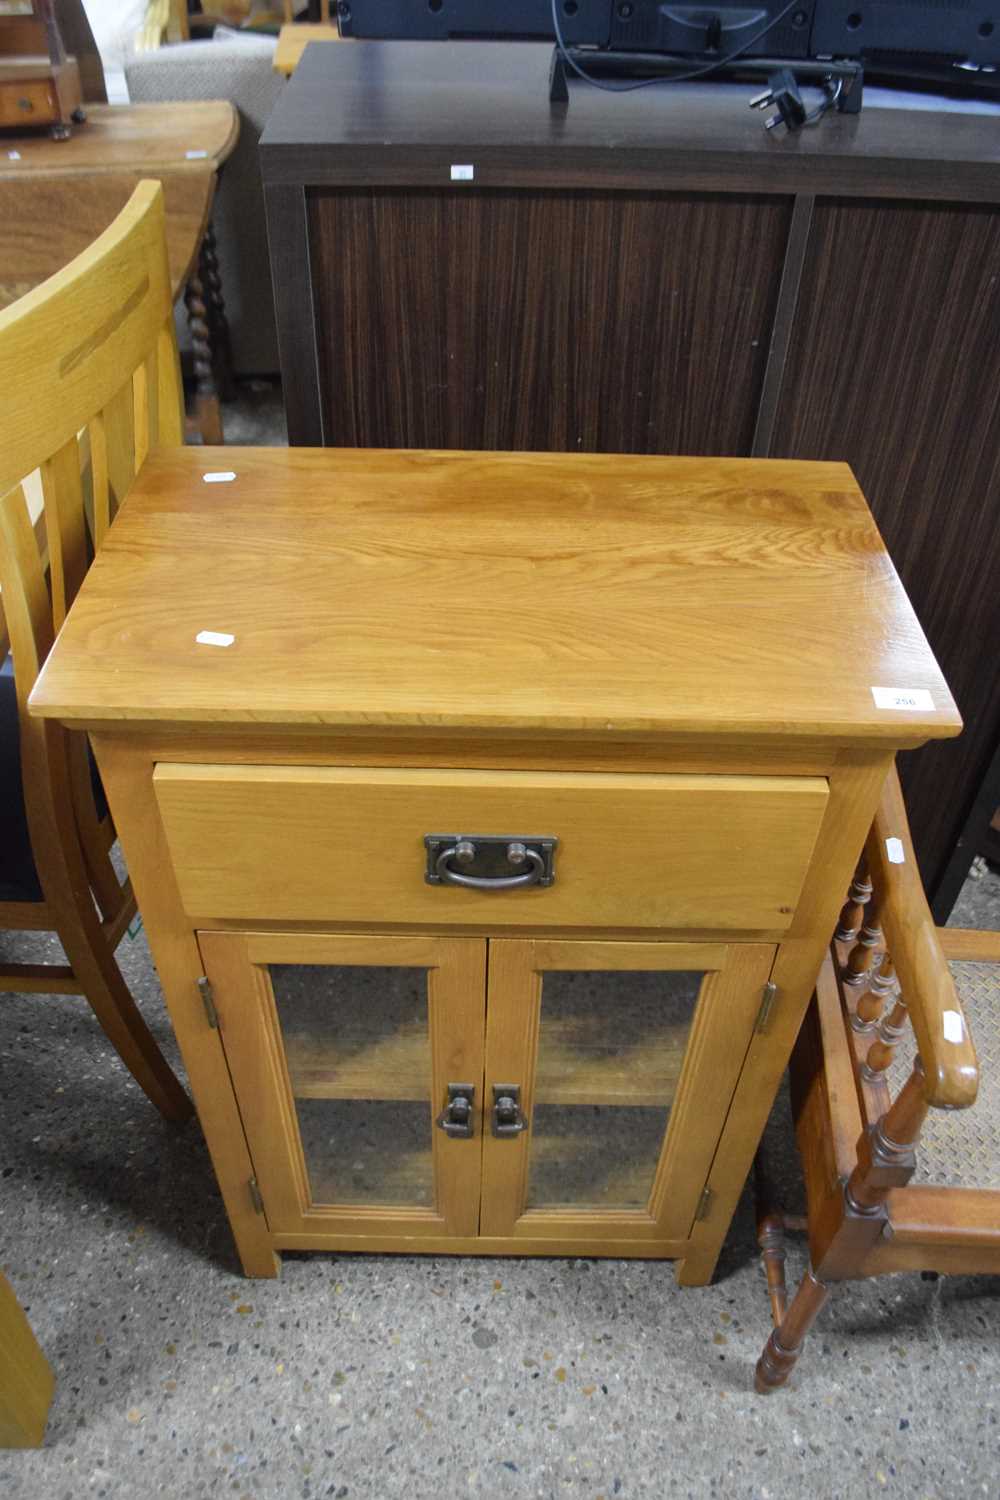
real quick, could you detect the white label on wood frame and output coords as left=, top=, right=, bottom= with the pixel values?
left=195, top=630, right=235, bottom=648
left=943, top=1009, right=964, bottom=1044
left=871, top=686, right=935, bottom=711
left=885, top=837, right=905, bottom=864
left=185, top=149, right=209, bottom=159
left=450, top=164, right=475, bottom=181
left=203, top=471, right=236, bottom=483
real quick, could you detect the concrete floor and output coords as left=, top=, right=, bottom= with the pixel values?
left=2, top=384, right=998, bottom=1496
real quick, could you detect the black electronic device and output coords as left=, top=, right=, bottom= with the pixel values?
left=340, top=0, right=1000, bottom=115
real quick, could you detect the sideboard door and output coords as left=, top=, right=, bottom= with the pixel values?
left=197, top=931, right=487, bottom=1242
left=479, top=939, right=776, bottom=1248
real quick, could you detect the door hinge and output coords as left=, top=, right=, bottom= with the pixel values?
left=248, top=1176, right=264, bottom=1215
left=695, top=1185, right=714, bottom=1222
left=197, top=975, right=219, bottom=1029
left=755, top=981, right=779, bottom=1034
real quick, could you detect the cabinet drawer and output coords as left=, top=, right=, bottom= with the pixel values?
left=0, top=81, right=57, bottom=126
left=155, top=764, right=827, bottom=931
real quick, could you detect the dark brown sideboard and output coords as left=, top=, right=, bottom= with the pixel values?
left=260, top=42, right=1000, bottom=900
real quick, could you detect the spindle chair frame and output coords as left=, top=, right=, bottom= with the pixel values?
left=0, top=181, right=191, bottom=1120
left=755, top=764, right=999, bottom=1391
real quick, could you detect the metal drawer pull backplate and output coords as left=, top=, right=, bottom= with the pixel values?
left=436, top=1083, right=476, bottom=1139
left=424, top=834, right=558, bottom=891
left=492, top=1085, right=528, bottom=1138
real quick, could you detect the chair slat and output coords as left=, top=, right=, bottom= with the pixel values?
left=133, top=358, right=151, bottom=473
left=88, top=408, right=110, bottom=548
left=156, top=317, right=185, bottom=448
left=103, top=378, right=136, bottom=523
left=144, top=347, right=160, bottom=455
left=41, top=435, right=88, bottom=632
left=0, top=484, right=52, bottom=682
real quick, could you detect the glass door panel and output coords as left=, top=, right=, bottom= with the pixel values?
left=481, top=940, right=776, bottom=1243
left=199, top=932, right=487, bottom=1239
left=527, top=966, right=702, bottom=1210
left=270, top=963, right=433, bottom=1208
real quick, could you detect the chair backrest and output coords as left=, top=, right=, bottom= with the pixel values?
left=0, top=179, right=182, bottom=681
left=0, top=180, right=182, bottom=893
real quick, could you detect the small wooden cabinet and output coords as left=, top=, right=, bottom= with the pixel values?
left=31, top=447, right=960, bottom=1280
left=0, top=0, right=83, bottom=140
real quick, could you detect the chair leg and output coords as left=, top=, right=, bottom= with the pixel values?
left=0, top=1272, right=54, bottom=1448
left=754, top=1150, right=789, bottom=1327
left=755, top=1268, right=830, bottom=1393
left=757, top=1210, right=789, bottom=1329
left=60, top=918, right=193, bottom=1123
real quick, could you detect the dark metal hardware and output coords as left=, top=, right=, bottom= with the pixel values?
left=424, top=834, right=557, bottom=890
left=436, top=1083, right=475, bottom=1138
left=248, top=1176, right=264, bottom=1215
left=197, top=975, right=219, bottom=1029
left=754, top=981, right=779, bottom=1034
left=492, top=1084, right=527, bottom=1138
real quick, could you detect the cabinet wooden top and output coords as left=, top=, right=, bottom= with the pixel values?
left=259, top=41, right=1000, bottom=201
left=31, top=447, right=960, bottom=743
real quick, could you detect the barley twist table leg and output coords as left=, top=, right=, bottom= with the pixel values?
left=184, top=266, right=223, bottom=445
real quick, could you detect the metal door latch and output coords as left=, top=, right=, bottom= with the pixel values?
left=492, top=1084, right=528, bottom=1138
left=436, top=1083, right=475, bottom=1138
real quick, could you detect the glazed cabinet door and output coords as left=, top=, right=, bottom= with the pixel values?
left=197, top=931, right=486, bottom=1242
left=480, top=940, right=776, bottom=1248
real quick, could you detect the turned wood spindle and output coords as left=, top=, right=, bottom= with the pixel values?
left=757, top=1212, right=788, bottom=1328
left=863, top=992, right=910, bottom=1077
left=842, top=896, right=883, bottom=989
left=184, top=269, right=223, bottom=445
left=851, top=949, right=896, bottom=1032
left=845, top=1058, right=928, bottom=1214
left=754, top=1269, right=830, bottom=1394
left=200, top=222, right=235, bottom=402
left=834, top=860, right=872, bottom=942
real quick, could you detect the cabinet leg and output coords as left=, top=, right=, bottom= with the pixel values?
left=755, top=1268, right=829, bottom=1393
left=240, top=1247, right=282, bottom=1280
left=674, top=1244, right=721, bottom=1287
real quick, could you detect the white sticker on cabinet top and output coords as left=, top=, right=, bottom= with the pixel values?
left=871, top=687, right=935, bottom=711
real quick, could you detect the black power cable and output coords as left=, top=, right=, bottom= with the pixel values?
left=549, top=0, right=807, bottom=92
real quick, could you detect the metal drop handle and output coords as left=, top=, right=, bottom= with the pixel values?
left=435, top=840, right=545, bottom=891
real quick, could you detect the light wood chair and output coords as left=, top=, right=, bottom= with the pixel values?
left=755, top=765, right=1000, bottom=1391
left=0, top=180, right=192, bottom=1122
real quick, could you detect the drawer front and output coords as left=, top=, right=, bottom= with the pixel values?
left=155, top=764, right=828, bottom=931
left=0, top=81, right=57, bottom=126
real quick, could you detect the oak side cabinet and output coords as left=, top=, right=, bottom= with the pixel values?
left=31, top=447, right=959, bottom=1281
